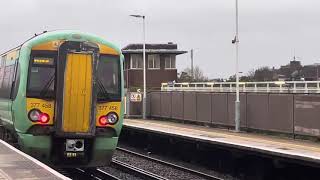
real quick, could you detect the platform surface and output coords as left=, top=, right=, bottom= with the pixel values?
left=0, top=140, right=69, bottom=180
left=124, top=119, right=320, bottom=164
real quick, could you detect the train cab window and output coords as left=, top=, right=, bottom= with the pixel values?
left=27, top=54, right=56, bottom=98
left=97, top=55, right=121, bottom=101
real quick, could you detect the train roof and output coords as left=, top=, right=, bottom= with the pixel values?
left=1, top=30, right=121, bottom=56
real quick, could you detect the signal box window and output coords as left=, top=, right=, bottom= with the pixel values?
left=165, top=55, right=176, bottom=69
left=148, top=54, right=160, bottom=69
left=130, top=54, right=143, bottom=69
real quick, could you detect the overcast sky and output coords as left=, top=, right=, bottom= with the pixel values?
left=0, top=0, right=319, bottom=78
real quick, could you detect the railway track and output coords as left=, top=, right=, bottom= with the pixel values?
left=111, top=159, right=168, bottom=180
left=81, top=168, right=121, bottom=180
left=62, top=160, right=168, bottom=180
left=116, top=147, right=223, bottom=180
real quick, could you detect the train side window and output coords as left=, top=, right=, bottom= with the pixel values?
left=0, top=65, right=15, bottom=99
left=0, top=55, right=5, bottom=67
left=11, top=62, right=20, bottom=100
left=0, top=55, right=6, bottom=90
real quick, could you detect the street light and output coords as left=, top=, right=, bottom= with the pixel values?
left=130, top=14, right=147, bottom=119
left=232, top=0, right=240, bottom=132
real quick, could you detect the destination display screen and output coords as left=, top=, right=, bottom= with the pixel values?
left=33, top=57, right=54, bottom=65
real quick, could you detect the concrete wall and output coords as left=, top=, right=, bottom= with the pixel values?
left=294, top=94, right=320, bottom=136
left=268, top=94, right=294, bottom=134
left=196, top=93, right=211, bottom=123
left=183, top=92, right=197, bottom=121
left=171, top=92, right=184, bottom=120
left=160, top=92, right=172, bottom=118
left=212, top=93, right=228, bottom=125
left=146, top=91, right=320, bottom=137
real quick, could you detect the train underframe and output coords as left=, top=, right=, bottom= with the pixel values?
left=18, top=132, right=118, bottom=167
left=0, top=125, right=118, bottom=168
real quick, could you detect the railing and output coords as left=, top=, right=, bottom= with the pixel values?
left=161, top=81, right=320, bottom=93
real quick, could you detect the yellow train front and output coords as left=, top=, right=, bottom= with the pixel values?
left=0, top=30, right=124, bottom=167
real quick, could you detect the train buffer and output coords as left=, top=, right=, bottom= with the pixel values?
left=0, top=140, right=70, bottom=180
left=124, top=118, right=320, bottom=165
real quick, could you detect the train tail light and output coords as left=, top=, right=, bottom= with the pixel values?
left=39, top=113, right=50, bottom=124
left=99, top=116, right=108, bottom=126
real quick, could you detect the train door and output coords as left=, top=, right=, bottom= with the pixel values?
left=62, top=53, right=92, bottom=133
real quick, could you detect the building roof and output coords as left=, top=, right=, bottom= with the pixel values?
left=122, top=43, right=187, bottom=55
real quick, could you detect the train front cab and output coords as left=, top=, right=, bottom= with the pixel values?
left=16, top=33, right=123, bottom=167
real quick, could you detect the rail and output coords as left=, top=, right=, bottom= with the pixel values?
left=61, top=168, right=121, bottom=180
left=117, top=147, right=222, bottom=180
left=161, top=81, right=320, bottom=93
left=112, top=159, right=168, bottom=180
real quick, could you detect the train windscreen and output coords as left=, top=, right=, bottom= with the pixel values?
left=27, top=55, right=56, bottom=98
left=97, top=55, right=121, bottom=101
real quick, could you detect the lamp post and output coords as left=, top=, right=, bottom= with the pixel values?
left=130, top=14, right=147, bottom=119
left=234, top=0, right=240, bottom=132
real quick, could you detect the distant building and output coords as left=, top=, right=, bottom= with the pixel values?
left=278, top=60, right=302, bottom=80
left=122, top=43, right=187, bottom=90
left=270, top=59, right=320, bottom=81
left=301, top=63, right=320, bottom=81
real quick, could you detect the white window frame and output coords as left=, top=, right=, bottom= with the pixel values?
left=148, top=54, right=160, bottom=69
left=165, top=55, right=176, bottom=69
left=130, top=54, right=143, bottom=69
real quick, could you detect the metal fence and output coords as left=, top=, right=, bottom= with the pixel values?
left=161, top=81, right=320, bottom=93
left=148, top=91, right=320, bottom=138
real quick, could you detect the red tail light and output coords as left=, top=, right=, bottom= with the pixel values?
left=39, top=113, right=50, bottom=124
left=99, top=116, right=108, bottom=126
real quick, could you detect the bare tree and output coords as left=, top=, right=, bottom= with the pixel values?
left=179, top=66, right=209, bottom=82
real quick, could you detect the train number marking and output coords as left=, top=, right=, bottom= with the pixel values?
left=42, top=103, right=52, bottom=108
left=98, top=105, right=118, bottom=111
left=30, top=103, right=52, bottom=109
left=30, top=103, right=40, bottom=108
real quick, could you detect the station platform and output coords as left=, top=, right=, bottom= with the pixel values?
left=0, top=140, right=69, bottom=180
left=124, top=119, right=320, bottom=165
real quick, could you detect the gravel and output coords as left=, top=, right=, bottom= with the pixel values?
left=101, top=165, right=144, bottom=180
left=113, top=148, right=214, bottom=180
left=117, top=143, right=237, bottom=180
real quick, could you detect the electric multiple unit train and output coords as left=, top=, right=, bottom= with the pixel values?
left=0, top=30, right=124, bottom=167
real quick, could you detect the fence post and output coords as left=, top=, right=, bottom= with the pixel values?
left=304, top=83, right=308, bottom=93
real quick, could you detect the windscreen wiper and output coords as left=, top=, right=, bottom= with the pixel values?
left=39, top=73, right=55, bottom=98
left=96, top=78, right=110, bottom=100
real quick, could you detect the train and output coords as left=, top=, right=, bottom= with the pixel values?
left=0, top=30, right=124, bottom=167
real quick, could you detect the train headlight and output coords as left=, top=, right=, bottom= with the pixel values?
left=28, top=109, right=41, bottom=122
left=106, top=112, right=118, bottom=125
